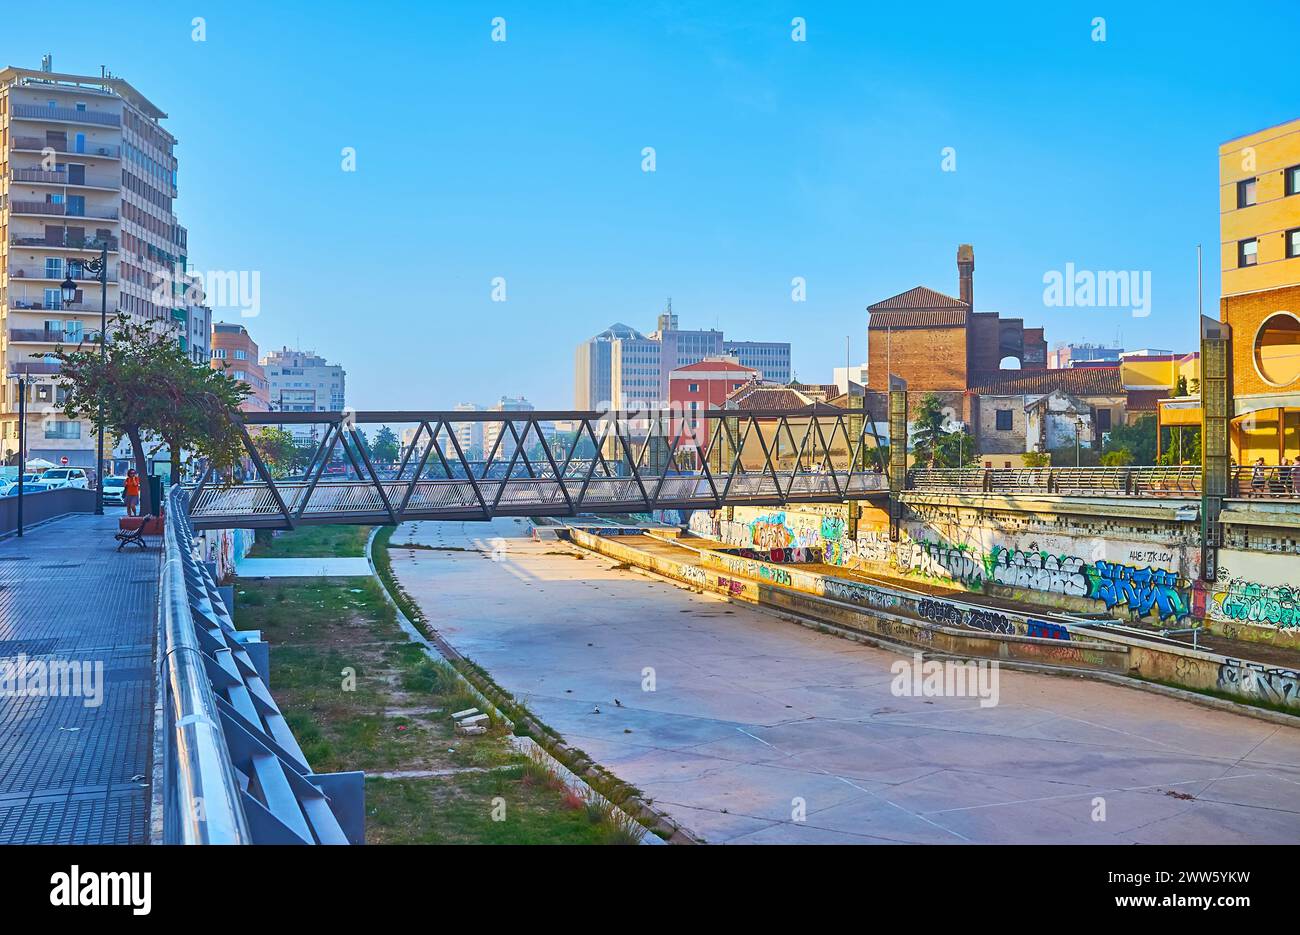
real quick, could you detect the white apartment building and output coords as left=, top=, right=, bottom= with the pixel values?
left=443, top=402, right=485, bottom=460
left=263, top=347, right=346, bottom=440
left=1, top=59, right=198, bottom=467
left=482, top=396, right=534, bottom=461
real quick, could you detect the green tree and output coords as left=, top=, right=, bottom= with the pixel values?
left=1100, top=448, right=1134, bottom=467
left=910, top=393, right=975, bottom=467
left=1023, top=451, right=1051, bottom=467
left=161, top=353, right=249, bottom=481
left=252, top=426, right=299, bottom=477
left=371, top=425, right=400, bottom=463
left=49, top=314, right=247, bottom=514
left=1103, top=413, right=1159, bottom=465
left=910, top=394, right=948, bottom=467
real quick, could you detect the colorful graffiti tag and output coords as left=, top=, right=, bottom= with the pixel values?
left=907, top=541, right=983, bottom=587
left=1027, top=619, right=1071, bottom=641
left=1210, top=579, right=1300, bottom=629
left=1088, top=561, right=1186, bottom=620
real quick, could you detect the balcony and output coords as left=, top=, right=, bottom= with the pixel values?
left=8, top=298, right=114, bottom=314
left=9, top=267, right=119, bottom=284
left=10, top=233, right=119, bottom=252
left=11, top=168, right=119, bottom=189
left=11, top=136, right=121, bottom=159
left=9, top=328, right=102, bottom=344
left=13, top=103, right=121, bottom=127
left=8, top=201, right=119, bottom=221
left=8, top=361, right=62, bottom=376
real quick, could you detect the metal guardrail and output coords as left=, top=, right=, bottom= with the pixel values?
left=908, top=466, right=1203, bottom=497
left=13, top=103, right=121, bottom=126
left=159, top=485, right=359, bottom=843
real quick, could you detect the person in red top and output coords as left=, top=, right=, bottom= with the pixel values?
left=124, top=469, right=141, bottom=516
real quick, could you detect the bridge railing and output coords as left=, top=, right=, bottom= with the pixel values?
left=1233, top=464, right=1300, bottom=499
left=158, top=484, right=359, bottom=843
left=908, top=466, right=1203, bottom=497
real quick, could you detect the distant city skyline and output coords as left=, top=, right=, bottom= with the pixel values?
left=4, top=2, right=1298, bottom=412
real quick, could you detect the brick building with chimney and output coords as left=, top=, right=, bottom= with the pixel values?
left=866, top=245, right=1048, bottom=423
left=864, top=245, right=1139, bottom=458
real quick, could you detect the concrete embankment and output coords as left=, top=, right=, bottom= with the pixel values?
left=564, top=528, right=1300, bottom=718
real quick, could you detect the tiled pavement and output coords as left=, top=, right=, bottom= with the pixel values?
left=0, top=513, right=156, bottom=844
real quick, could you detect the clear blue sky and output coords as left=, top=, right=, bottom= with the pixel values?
left=6, top=1, right=1298, bottom=410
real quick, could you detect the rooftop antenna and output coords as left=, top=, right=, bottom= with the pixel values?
left=40, top=54, right=52, bottom=73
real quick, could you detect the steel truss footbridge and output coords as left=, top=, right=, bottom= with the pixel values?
left=187, top=406, right=888, bottom=529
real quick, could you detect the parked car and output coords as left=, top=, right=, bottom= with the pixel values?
left=38, top=468, right=90, bottom=490
left=0, top=481, right=50, bottom=497
left=101, top=475, right=127, bottom=505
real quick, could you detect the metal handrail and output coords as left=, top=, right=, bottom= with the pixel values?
left=159, top=484, right=357, bottom=844
left=159, top=488, right=251, bottom=844
left=909, top=466, right=1203, bottom=497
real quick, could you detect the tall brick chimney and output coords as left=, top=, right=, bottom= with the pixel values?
left=957, top=244, right=974, bottom=307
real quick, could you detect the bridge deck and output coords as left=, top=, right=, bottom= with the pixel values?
left=0, top=514, right=155, bottom=844
left=188, top=471, right=889, bottom=529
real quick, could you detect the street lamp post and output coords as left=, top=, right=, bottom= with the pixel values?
left=1074, top=417, right=1084, bottom=468
left=62, top=242, right=108, bottom=516
left=16, top=368, right=26, bottom=537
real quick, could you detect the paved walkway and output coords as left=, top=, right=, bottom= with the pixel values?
left=390, top=520, right=1300, bottom=844
left=0, top=513, right=156, bottom=844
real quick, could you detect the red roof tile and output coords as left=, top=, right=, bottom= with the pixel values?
left=869, top=285, right=969, bottom=311
left=969, top=367, right=1123, bottom=396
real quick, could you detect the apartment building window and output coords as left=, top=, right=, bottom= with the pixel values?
left=1237, top=178, right=1257, bottom=208
left=234, top=349, right=247, bottom=360
left=1096, top=409, right=1112, bottom=431
left=44, top=257, right=64, bottom=280
left=212, top=348, right=227, bottom=359
left=1287, top=166, right=1300, bottom=197
left=1239, top=238, right=1258, bottom=267
left=45, top=421, right=81, bottom=440
left=1289, top=229, right=1300, bottom=259
left=995, top=409, right=1013, bottom=431
left=688, top=383, right=699, bottom=392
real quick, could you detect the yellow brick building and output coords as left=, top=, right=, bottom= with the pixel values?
left=1218, top=117, right=1300, bottom=464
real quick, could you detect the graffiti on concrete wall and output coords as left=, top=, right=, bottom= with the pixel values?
left=990, top=547, right=1088, bottom=597
left=1088, top=561, right=1186, bottom=620
left=1027, top=619, right=1071, bottom=641
left=1209, top=578, right=1300, bottom=630
left=917, top=598, right=1013, bottom=634
left=679, top=564, right=707, bottom=587
left=1217, top=657, right=1300, bottom=706
left=688, top=510, right=720, bottom=539
left=733, top=547, right=821, bottom=564
left=917, top=598, right=963, bottom=627
left=821, top=577, right=901, bottom=610
left=906, top=541, right=983, bottom=588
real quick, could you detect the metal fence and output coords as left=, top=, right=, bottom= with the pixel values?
left=157, top=484, right=361, bottom=843
left=908, top=466, right=1204, bottom=497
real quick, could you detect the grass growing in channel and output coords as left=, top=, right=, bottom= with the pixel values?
left=233, top=538, right=639, bottom=844
left=247, top=523, right=372, bottom=559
